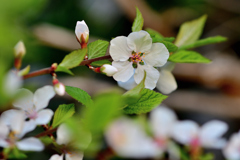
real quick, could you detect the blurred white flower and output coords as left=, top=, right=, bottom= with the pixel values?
left=49, top=124, right=84, bottom=160
left=13, top=85, right=55, bottom=126
left=100, top=64, right=118, bottom=77
left=0, top=109, right=43, bottom=151
left=105, top=117, right=160, bottom=158
left=172, top=120, right=228, bottom=149
left=110, top=30, right=169, bottom=89
left=14, top=41, right=26, bottom=58
left=156, top=62, right=177, bottom=94
left=223, top=131, right=240, bottom=160
left=75, top=20, right=89, bottom=45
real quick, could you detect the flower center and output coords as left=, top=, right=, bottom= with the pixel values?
left=26, top=109, right=38, bottom=120
left=129, top=51, right=145, bottom=66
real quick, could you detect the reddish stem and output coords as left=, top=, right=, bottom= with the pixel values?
left=35, top=128, right=57, bottom=138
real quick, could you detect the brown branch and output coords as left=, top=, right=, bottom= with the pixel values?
left=35, top=128, right=57, bottom=138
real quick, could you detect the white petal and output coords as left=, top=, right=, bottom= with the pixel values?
left=109, top=36, right=132, bottom=61
left=172, top=120, right=199, bottom=145
left=105, top=117, right=160, bottom=158
left=0, top=122, right=9, bottom=139
left=75, top=20, right=89, bottom=42
left=4, top=71, right=23, bottom=96
left=117, top=75, right=137, bottom=90
left=0, top=139, right=9, bottom=148
left=16, top=137, right=44, bottom=151
left=35, top=109, right=54, bottom=125
left=224, top=132, right=240, bottom=160
left=112, top=61, right=134, bottom=82
left=0, top=109, right=25, bottom=134
left=150, top=105, right=177, bottom=138
left=200, top=120, right=228, bottom=148
left=33, top=85, right=55, bottom=111
left=49, top=154, right=64, bottom=160
left=127, top=31, right=152, bottom=53
left=56, top=124, right=72, bottom=145
left=134, top=65, right=160, bottom=89
left=17, top=120, right=36, bottom=139
left=12, top=89, right=34, bottom=111
left=144, top=43, right=169, bottom=67
left=156, top=70, right=177, bottom=94
left=66, top=152, right=83, bottom=160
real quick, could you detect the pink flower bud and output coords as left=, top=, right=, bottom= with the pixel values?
left=14, top=41, right=26, bottom=58
left=100, top=64, right=118, bottom=77
left=75, top=20, right=89, bottom=47
left=53, top=79, right=65, bottom=96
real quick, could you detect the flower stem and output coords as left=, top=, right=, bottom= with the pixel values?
left=35, top=128, right=57, bottom=138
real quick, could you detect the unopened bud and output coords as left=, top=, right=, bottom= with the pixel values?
left=53, top=79, right=65, bottom=96
left=75, top=20, right=89, bottom=47
left=100, top=64, right=118, bottom=77
left=18, top=65, right=30, bottom=76
left=14, top=41, right=26, bottom=58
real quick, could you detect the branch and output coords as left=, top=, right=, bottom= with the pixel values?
left=35, top=128, right=57, bottom=138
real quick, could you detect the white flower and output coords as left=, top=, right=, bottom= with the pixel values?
left=100, top=64, right=118, bottom=76
left=110, top=30, right=169, bottom=89
left=75, top=20, right=89, bottom=44
left=49, top=124, right=84, bottom=160
left=13, top=85, right=55, bottom=126
left=156, top=62, right=177, bottom=94
left=105, top=117, right=160, bottom=158
left=0, top=109, right=43, bottom=151
left=172, top=120, right=228, bottom=149
left=14, top=41, right=26, bottom=58
left=3, top=70, right=23, bottom=96
left=223, top=131, right=240, bottom=160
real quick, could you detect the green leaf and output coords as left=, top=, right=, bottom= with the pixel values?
left=39, top=136, right=53, bottom=145
left=59, top=48, right=87, bottom=69
left=200, top=153, right=214, bottom=160
left=91, top=59, right=111, bottom=66
left=82, top=92, right=123, bottom=133
left=55, top=65, right=74, bottom=75
left=145, top=28, right=163, bottom=39
left=7, top=147, right=27, bottom=159
left=169, top=50, right=211, bottom=63
left=87, top=40, right=109, bottom=59
left=158, top=40, right=178, bottom=52
left=52, top=103, right=75, bottom=128
left=65, top=86, right=93, bottom=107
left=175, top=15, right=207, bottom=46
left=124, top=89, right=168, bottom=114
left=132, top=7, right=144, bottom=32
left=178, top=36, right=227, bottom=50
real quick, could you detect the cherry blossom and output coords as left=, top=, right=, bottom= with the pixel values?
left=0, top=109, right=43, bottom=151
left=172, top=120, right=228, bottom=149
left=110, top=30, right=169, bottom=89
left=75, top=20, right=89, bottom=45
left=14, top=41, right=26, bottom=58
left=223, top=130, right=240, bottom=160
left=100, top=64, right=118, bottom=77
left=13, top=85, right=55, bottom=127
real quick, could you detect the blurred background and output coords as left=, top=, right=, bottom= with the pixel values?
left=0, top=0, right=240, bottom=159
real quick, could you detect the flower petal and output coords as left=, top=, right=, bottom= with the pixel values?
left=156, top=70, right=177, bottom=94
left=16, top=137, right=44, bottom=151
left=172, top=120, right=199, bottom=145
left=112, top=61, right=134, bottom=82
left=4, top=71, right=23, bottom=96
left=66, top=152, right=84, bottom=160
left=134, top=65, right=159, bottom=89
left=223, top=132, right=240, bottom=160
left=17, top=120, right=36, bottom=139
left=56, top=124, right=72, bottom=145
left=144, top=43, right=169, bottom=67
left=105, top=117, right=161, bottom=158
left=12, top=89, right=34, bottom=111
left=0, top=109, right=25, bottom=134
left=75, top=20, right=89, bottom=42
left=127, top=31, right=152, bottom=53
left=33, top=85, right=55, bottom=111
left=0, top=122, right=9, bottom=139
left=150, top=105, right=177, bottom=138
left=35, top=109, right=54, bottom=125
left=200, top=120, right=228, bottom=148
left=109, top=36, right=132, bottom=61
left=49, top=154, right=64, bottom=160
left=117, top=75, right=137, bottom=90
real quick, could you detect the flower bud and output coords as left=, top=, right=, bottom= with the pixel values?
left=75, top=20, right=89, bottom=48
left=100, top=64, right=118, bottom=77
left=53, top=79, right=65, bottom=96
left=14, top=41, right=26, bottom=58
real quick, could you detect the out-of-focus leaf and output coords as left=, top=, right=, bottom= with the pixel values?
left=52, top=104, right=75, bottom=128
left=39, top=136, right=53, bottom=146
left=169, top=50, right=211, bottom=63
left=132, top=7, right=144, bottom=32
left=18, top=65, right=30, bottom=76
left=178, top=36, right=227, bottom=50
left=145, top=28, right=164, bottom=39
left=6, top=147, right=27, bottom=159
left=65, top=86, right=93, bottom=107
left=175, top=15, right=207, bottom=46
left=59, top=48, right=87, bottom=69
left=87, top=40, right=109, bottom=59
left=55, top=65, right=74, bottom=75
